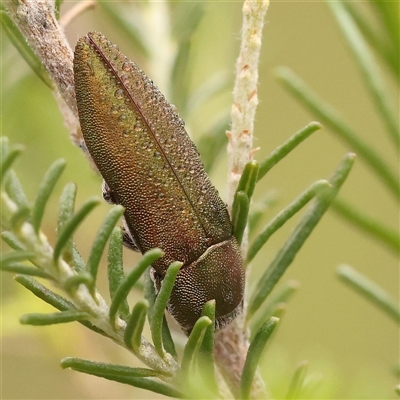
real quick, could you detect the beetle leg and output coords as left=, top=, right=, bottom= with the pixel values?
left=102, top=180, right=117, bottom=204
left=122, top=222, right=140, bottom=252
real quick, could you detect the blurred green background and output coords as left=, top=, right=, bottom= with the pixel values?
left=1, top=1, right=398, bottom=399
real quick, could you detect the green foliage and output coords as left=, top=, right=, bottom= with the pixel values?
left=276, top=0, right=399, bottom=377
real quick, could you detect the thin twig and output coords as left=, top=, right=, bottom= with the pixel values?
left=216, top=0, right=269, bottom=398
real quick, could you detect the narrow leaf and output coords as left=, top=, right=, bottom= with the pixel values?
left=250, top=280, right=299, bottom=336
left=61, top=357, right=183, bottom=398
left=4, top=170, right=30, bottom=210
left=328, top=1, right=399, bottom=149
left=248, top=192, right=278, bottom=236
left=109, top=248, right=164, bottom=327
left=172, top=2, right=205, bottom=43
left=236, top=160, right=259, bottom=199
left=10, top=205, right=30, bottom=228
left=232, top=191, right=250, bottom=245
left=64, top=272, right=94, bottom=293
left=247, top=179, right=330, bottom=263
left=185, top=71, right=230, bottom=116
left=15, top=275, right=108, bottom=336
left=0, top=11, right=53, bottom=88
left=1, top=251, right=35, bottom=268
left=57, top=182, right=77, bottom=265
left=87, top=205, right=125, bottom=285
left=181, top=316, right=212, bottom=375
left=338, top=264, right=400, bottom=323
left=1, top=263, right=51, bottom=279
left=197, top=112, right=230, bottom=173
left=108, top=227, right=129, bottom=321
left=332, top=197, right=399, bottom=254
left=199, top=300, right=217, bottom=391
left=53, top=197, right=100, bottom=262
left=98, top=3, right=149, bottom=57
left=343, top=2, right=398, bottom=80
left=258, top=121, right=322, bottom=181
left=1, top=231, right=25, bottom=251
left=199, top=299, right=216, bottom=362
left=240, top=317, right=279, bottom=400
left=286, top=360, right=309, bottom=399
left=61, top=357, right=164, bottom=378
left=124, top=300, right=149, bottom=352
left=32, top=159, right=67, bottom=234
left=276, top=67, right=399, bottom=199
left=72, top=244, right=86, bottom=272
left=161, top=316, right=177, bottom=359
left=20, top=310, right=90, bottom=325
left=171, top=40, right=191, bottom=111
left=248, top=153, right=355, bottom=318
left=0, top=145, right=24, bottom=181
left=151, top=261, right=182, bottom=356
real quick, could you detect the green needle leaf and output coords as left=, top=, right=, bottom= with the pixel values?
left=161, top=316, right=177, bottom=359
left=72, top=244, right=86, bottom=272
left=237, top=160, right=259, bottom=199
left=248, top=153, right=355, bottom=319
left=0, top=145, right=24, bottom=181
left=124, top=300, right=149, bottom=352
left=197, top=113, right=230, bottom=174
left=1, top=251, right=35, bottom=268
left=342, top=2, right=398, bottom=80
left=286, top=360, right=309, bottom=399
left=328, top=1, right=399, bottom=149
left=20, top=310, right=90, bottom=325
left=87, top=205, right=125, bottom=285
left=247, top=179, right=330, bottom=264
left=332, top=197, right=399, bottom=254
left=151, top=261, right=182, bottom=356
left=61, top=357, right=164, bottom=378
left=98, top=3, right=149, bottom=58
left=108, top=227, right=130, bottom=321
left=198, top=300, right=218, bottom=392
left=61, top=358, right=183, bottom=398
left=64, top=272, right=94, bottom=293
left=240, top=317, right=279, bottom=400
left=232, top=190, right=250, bottom=245
left=338, top=264, right=400, bottom=323
left=15, top=275, right=108, bottom=336
left=0, top=10, right=53, bottom=88
left=1, top=263, right=51, bottom=279
left=258, top=121, right=322, bottom=181
left=53, top=197, right=100, bottom=262
left=199, top=299, right=216, bottom=363
left=1, top=231, right=25, bottom=251
left=249, top=280, right=299, bottom=335
left=109, top=248, right=164, bottom=328
left=248, top=193, right=277, bottom=236
left=32, top=159, right=67, bottom=234
left=10, top=205, right=30, bottom=228
left=57, top=182, right=77, bottom=265
left=181, top=316, right=212, bottom=376
left=276, top=67, right=399, bottom=199
left=4, top=170, right=30, bottom=210
left=15, top=274, right=73, bottom=310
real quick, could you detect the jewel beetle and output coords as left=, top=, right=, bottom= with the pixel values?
left=73, top=32, right=245, bottom=334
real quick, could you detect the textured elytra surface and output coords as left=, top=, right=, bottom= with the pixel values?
left=74, top=32, right=244, bottom=331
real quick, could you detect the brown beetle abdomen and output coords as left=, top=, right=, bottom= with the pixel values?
left=162, top=236, right=245, bottom=334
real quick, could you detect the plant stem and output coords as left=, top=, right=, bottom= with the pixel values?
left=217, top=0, right=269, bottom=397
left=4, top=0, right=82, bottom=146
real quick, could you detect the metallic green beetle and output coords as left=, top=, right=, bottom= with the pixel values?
left=74, top=32, right=245, bottom=334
